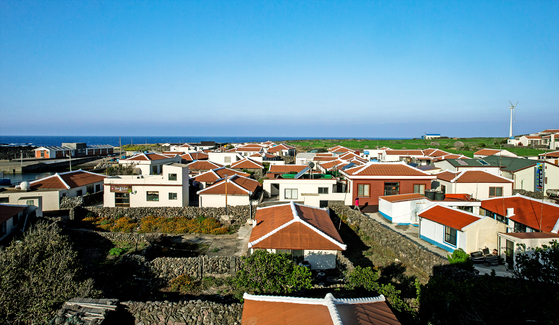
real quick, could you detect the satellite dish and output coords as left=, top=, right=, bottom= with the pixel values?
left=308, top=162, right=315, bottom=168
left=20, top=181, right=30, bottom=191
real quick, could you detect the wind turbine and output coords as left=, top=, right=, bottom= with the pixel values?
left=508, top=101, right=518, bottom=139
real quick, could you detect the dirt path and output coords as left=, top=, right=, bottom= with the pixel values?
left=178, top=222, right=253, bottom=257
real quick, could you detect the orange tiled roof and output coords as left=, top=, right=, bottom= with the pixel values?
left=125, top=153, right=175, bottom=161
left=384, top=150, right=424, bottom=156
left=186, top=160, right=223, bottom=170
left=481, top=195, right=559, bottom=233
left=379, top=193, right=426, bottom=203
left=192, top=168, right=249, bottom=183
left=423, top=148, right=451, bottom=157
left=343, top=162, right=432, bottom=177
left=0, top=204, right=27, bottom=223
left=436, top=171, right=459, bottom=182
left=241, top=293, right=401, bottom=325
left=540, top=151, right=559, bottom=158
left=31, top=170, right=106, bottom=190
left=474, top=149, right=500, bottom=156
left=313, top=156, right=338, bottom=162
left=268, top=165, right=308, bottom=174
left=419, top=205, right=481, bottom=230
left=267, top=144, right=295, bottom=153
left=197, top=175, right=260, bottom=195
left=315, top=153, right=335, bottom=157
left=249, top=202, right=345, bottom=251
left=231, top=158, right=264, bottom=169
left=502, top=232, right=559, bottom=239
left=328, top=146, right=352, bottom=153
left=453, top=170, right=513, bottom=183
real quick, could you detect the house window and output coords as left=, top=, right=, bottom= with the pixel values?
left=26, top=200, right=34, bottom=206
left=444, top=226, right=457, bottom=246
left=357, top=184, right=370, bottom=197
left=489, top=187, right=503, bottom=197
left=224, top=157, right=231, bottom=164
left=168, top=173, right=177, bottom=181
left=87, top=185, right=94, bottom=194
left=318, top=187, right=329, bottom=194
left=1, top=222, right=6, bottom=236
left=0, top=198, right=8, bottom=203
left=76, top=190, right=83, bottom=196
left=384, top=182, right=399, bottom=196
left=115, top=192, right=130, bottom=207
left=169, top=192, right=177, bottom=200
left=440, top=185, right=446, bottom=194
left=95, top=184, right=101, bottom=192
left=413, top=184, right=426, bottom=195
left=514, top=222, right=527, bottom=233
left=147, top=191, right=159, bottom=201
left=285, top=189, right=298, bottom=199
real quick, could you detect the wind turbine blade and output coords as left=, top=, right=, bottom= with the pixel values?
left=509, top=100, right=513, bottom=107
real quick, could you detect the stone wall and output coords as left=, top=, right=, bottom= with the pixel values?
left=68, top=229, right=163, bottom=243
left=122, top=255, right=240, bottom=281
left=60, top=192, right=104, bottom=210
left=78, top=205, right=256, bottom=225
left=513, top=189, right=544, bottom=200
left=328, top=203, right=448, bottom=276
left=123, top=300, right=243, bottom=325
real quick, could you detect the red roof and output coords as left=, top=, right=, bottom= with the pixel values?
left=419, top=205, right=481, bottom=230
left=481, top=196, right=559, bottom=233
left=385, top=150, right=424, bottom=156
left=249, top=202, right=345, bottom=251
left=31, top=170, right=106, bottom=190
left=436, top=171, right=458, bottom=182
left=231, top=158, right=264, bottom=169
left=452, top=170, right=512, bottom=183
left=328, top=146, right=352, bottom=153
left=423, top=148, right=452, bottom=157
left=186, top=160, right=223, bottom=170
left=267, top=144, right=295, bottom=153
left=0, top=204, right=27, bottom=223
left=125, top=153, right=175, bottom=161
left=241, top=294, right=400, bottom=325
left=268, top=165, right=308, bottom=174
left=474, top=149, right=500, bottom=156
left=343, top=162, right=432, bottom=177
left=540, top=150, right=559, bottom=158
left=197, top=175, right=260, bottom=195
left=193, top=168, right=249, bottom=183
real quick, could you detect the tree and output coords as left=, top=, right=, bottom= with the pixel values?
left=0, top=222, right=97, bottom=324
left=233, top=250, right=311, bottom=298
left=511, top=240, right=559, bottom=285
left=447, top=248, right=474, bottom=271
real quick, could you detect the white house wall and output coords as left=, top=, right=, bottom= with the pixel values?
left=513, top=163, right=559, bottom=193
left=262, top=179, right=347, bottom=207
left=419, top=218, right=465, bottom=253
left=199, top=194, right=250, bottom=208
left=304, top=250, right=338, bottom=270
left=379, top=198, right=430, bottom=225
left=208, top=153, right=242, bottom=166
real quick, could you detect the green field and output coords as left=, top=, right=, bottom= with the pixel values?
left=285, top=138, right=547, bottom=158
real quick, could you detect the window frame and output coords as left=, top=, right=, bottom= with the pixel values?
left=444, top=226, right=457, bottom=246
left=357, top=184, right=370, bottom=198
left=168, top=173, right=177, bottom=181
left=318, top=187, right=329, bottom=194
left=384, top=182, right=400, bottom=196
left=169, top=192, right=178, bottom=200
left=285, top=188, right=298, bottom=199
left=413, top=184, right=426, bottom=195
left=489, top=187, right=503, bottom=197
left=147, top=191, right=159, bottom=201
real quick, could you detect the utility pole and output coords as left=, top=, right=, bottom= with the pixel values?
left=224, top=175, right=229, bottom=215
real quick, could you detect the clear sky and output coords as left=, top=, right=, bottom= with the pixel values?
left=1, top=0, right=558, bottom=138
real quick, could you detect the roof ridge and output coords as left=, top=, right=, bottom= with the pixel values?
left=56, top=173, right=71, bottom=189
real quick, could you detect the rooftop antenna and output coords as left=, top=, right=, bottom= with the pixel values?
left=508, top=101, right=518, bottom=139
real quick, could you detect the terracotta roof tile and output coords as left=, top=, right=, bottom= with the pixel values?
left=193, top=168, right=249, bottom=183
left=31, top=170, right=105, bottom=190
left=268, top=165, right=308, bottom=174
left=267, top=144, right=296, bottom=153
left=380, top=193, right=426, bottom=203
left=186, top=160, right=223, bottom=170
left=481, top=196, right=559, bottom=232
left=231, top=158, right=264, bottom=169
left=453, top=170, right=513, bottom=183
left=344, top=163, right=432, bottom=177
left=242, top=300, right=334, bottom=325
left=198, top=175, right=260, bottom=195
left=436, top=171, right=459, bottom=182
left=419, top=205, right=481, bottom=230
left=502, top=232, right=559, bottom=239
left=385, top=150, right=424, bottom=156
left=474, top=149, right=500, bottom=156
left=0, top=204, right=27, bottom=223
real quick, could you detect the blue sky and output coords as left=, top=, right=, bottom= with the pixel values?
left=1, top=0, right=558, bottom=138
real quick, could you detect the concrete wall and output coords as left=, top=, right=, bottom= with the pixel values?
left=208, top=152, right=242, bottom=166
left=464, top=217, right=506, bottom=253
left=0, top=190, right=58, bottom=212
left=435, top=180, right=513, bottom=200
left=513, top=163, right=559, bottom=193
left=419, top=218, right=464, bottom=253
left=379, top=198, right=429, bottom=225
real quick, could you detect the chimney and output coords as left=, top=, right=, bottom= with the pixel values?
left=507, top=208, right=514, bottom=217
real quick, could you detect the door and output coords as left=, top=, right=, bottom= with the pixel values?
left=506, top=239, right=514, bottom=268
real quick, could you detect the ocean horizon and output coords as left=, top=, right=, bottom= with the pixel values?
left=0, top=135, right=410, bottom=147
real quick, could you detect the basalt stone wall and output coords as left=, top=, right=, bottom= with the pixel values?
left=60, top=196, right=84, bottom=210
left=68, top=229, right=163, bottom=243
left=123, top=300, right=243, bottom=325
left=122, top=255, right=241, bottom=281
left=79, top=205, right=256, bottom=225
left=513, top=189, right=544, bottom=200
left=328, top=203, right=448, bottom=276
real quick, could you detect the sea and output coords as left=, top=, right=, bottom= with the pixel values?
left=0, top=135, right=406, bottom=147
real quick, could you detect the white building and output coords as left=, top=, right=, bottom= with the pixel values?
left=119, top=153, right=182, bottom=175
left=104, top=164, right=189, bottom=207
left=0, top=204, right=39, bottom=241
left=248, top=202, right=346, bottom=270
left=378, top=193, right=430, bottom=225
left=419, top=204, right=506, bottom=253
left=434, top=170, right=514, bottom=200
left=207, top=152, right=244, bottom=166
left=197, top=175, right=262, bottom=208
left=262, top=177, right=347, bottom=208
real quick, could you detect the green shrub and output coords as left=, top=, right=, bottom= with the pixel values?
left=169, top=275, right=195, bottom=294
left=447, top=248, right=473, bottom=270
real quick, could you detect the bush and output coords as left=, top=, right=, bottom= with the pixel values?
left=0, top=222, right=97, bottom=324
left=168, top=275, right=195, bottom=294
left=447, top=248, right=473, bottom=271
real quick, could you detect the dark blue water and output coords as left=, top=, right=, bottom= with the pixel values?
left=0, top=135, right=407, bottom=147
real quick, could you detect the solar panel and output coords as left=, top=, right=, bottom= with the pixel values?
left=478, top=159, right=489, bottom=165
left=294, top=166, right=310, bottom=179
left=342, top=162, right=355, bottom=170
left=456, top=159, right=468, bottom=166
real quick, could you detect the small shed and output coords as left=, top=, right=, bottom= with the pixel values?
left=378, top=193, right=429, bottom=225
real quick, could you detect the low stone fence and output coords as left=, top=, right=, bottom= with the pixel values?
left=123, top=300, right=243, bottom=325
left=60, top=192, right=104, bottom=210
left=328, top=203, right=448, bottom=276
left=67, top=229, right=163, bottom=243
left=122, top=255, right=241, bottom=281
left=77, top=205, right=255, bottom=225
left=513, top=189, right=544, bottom=200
